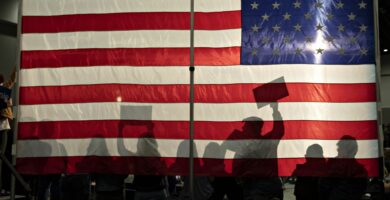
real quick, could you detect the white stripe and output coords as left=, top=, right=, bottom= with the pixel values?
left=20, top=64, right=376, bottom=87
left=22, top=29, right=241, bottom=51
left=18, top=102, right=377, bottom=122
left=16, top=138, right=379, bottom=159
left=23, top=0, right=240, bottom=16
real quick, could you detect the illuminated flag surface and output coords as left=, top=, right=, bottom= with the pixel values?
left=17, top=0, right=379, bottom=177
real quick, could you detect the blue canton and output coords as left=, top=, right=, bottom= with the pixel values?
left=241, top=0, right=375, bottom=64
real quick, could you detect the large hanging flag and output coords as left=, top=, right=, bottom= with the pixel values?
left=17, top=0, right=379, bottom=177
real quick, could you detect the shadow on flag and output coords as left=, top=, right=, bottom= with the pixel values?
left=253, top=76, right=289, bottom=108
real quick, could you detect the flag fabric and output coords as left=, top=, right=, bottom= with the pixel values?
left=17, top=0, right=379, bottom=177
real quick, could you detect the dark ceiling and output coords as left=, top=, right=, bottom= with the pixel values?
left=379, top=0, right=390, bottom=55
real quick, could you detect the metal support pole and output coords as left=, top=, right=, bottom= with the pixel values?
left=189, top=0, right=195, bottom=199
left=373, top=0, right=384, bottom=178
left=0, top=154, right=31, bottom=194
left=11, top=0, right=27, bottom=199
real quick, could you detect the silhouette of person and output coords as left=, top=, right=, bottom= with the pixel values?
left=293, top=144, right=326, bottom=200
left=117, top=116, right=168, bottom=200
left=31, top=139, right=57, bottom=200
left=318, top=135, right=368, bottom=200
left=132, top=133, right=168, bottom=200
left=61, top=174, right=90, bottom=200
left=20, top=119, right=67, bottom=200
left=14, top=118, right=68, bottom=199
left=222, top=103, right=284, bottom=200
left=204, top=142, right=243, bottom=200
left=177, top=141, right=214, bottom=200
left=78, top=134, right=126, bottom=200
left=94, top=173, right=126, bottom=200
left=29, top=139, right=66, bottom=200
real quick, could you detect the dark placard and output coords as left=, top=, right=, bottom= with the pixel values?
left=253, top=76, right=289, bottom=108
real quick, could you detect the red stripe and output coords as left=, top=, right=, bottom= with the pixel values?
left=21, top=47, right=241, bottom=68
left=16, top=157, right=379, bottom=177
left=19, top=83, right=376, bottom=105
left=18, top=120, right=378, bottom=140
left=22, top=11, right=241, bottom=33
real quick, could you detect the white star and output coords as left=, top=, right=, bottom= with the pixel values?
left=284, top=36, right=291, bottom=43
left=338, top=24, right=345, bottom=32
left=252, top=24, right=260, bottom=32
left=262, top=37, right=270, bottom=44
left=325, top=36, right=334, bottom=43
left=336, top=1, right=344, bottom=9
left=262, top=13, right=270, bottom=21
left=350, top=36, right=357, bottom=44
left=283, top=12, right=291, bottom=20
left=315, top=1, right=323, bottom=8
left=294, top=24, right=302, bottom=31
left=326, top=13, right=334, bottom=20
left=360, top=48, right=368, bottom=55
left=251, top=49, right=258, bottom=56
left=316, top=23, right=324, bottom=31
left=251, top=2, right=259, bottom=10
left=293, top=1, right=301, bottom=8
left=348, top=12, right=356, bottom=21
left=304, top=12, right=312, bottom=20
left=272, top=1, right=281, bottom=9
left=273, top=48, right=280, bottom=56
left=360, top=24, right=368, bottom=32
left=305, top=36, right=313, bottom=43
left=272, top=24, right=281, bottom=32
left=295, top=48, right=302, bottom=54
left=316, top=48, right=324, bottom=54
left=338, top=48, right=345, bottom=55
left=358, top=1, right=367, bottom=9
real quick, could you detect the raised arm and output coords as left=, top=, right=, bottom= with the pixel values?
left=262, top=103, right=284, bottom=139
left=4, top=66, right=17, bottom=89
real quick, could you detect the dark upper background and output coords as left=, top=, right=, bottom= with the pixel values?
left=379, top=0, right=390, bottom=55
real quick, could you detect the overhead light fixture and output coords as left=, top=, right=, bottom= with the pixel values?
left=384, top=49, right=388, bottom=52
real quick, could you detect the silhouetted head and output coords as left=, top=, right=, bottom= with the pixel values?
left=204, top=142, right=223, bottom=158
left=175, top=140, right=200, bottom=167
left=137, top=133, right=159, bottom=156
left=305, top=144, right=323, bottom=158
left=203, top=142, right=225, bottom=170
left=337, top=135, right=358, bottom=158
left=0, top=74, right=4, bottom=84
left=242, top=116, right=263, bottom=134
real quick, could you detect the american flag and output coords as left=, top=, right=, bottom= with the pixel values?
left=17, top=0, right=379, bottom=177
